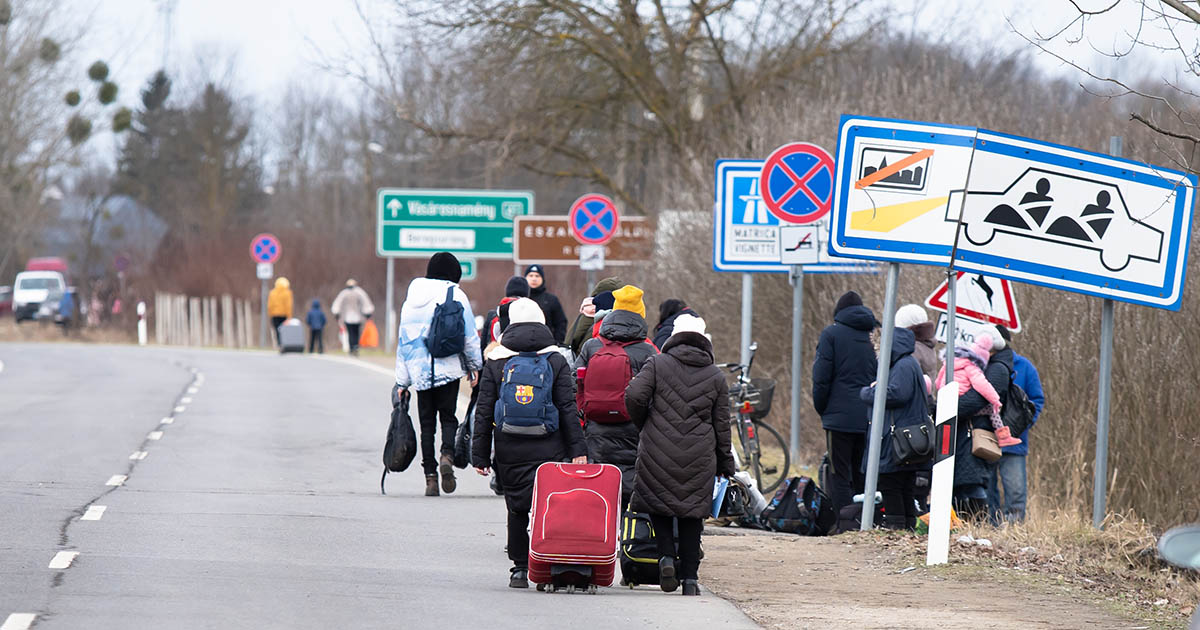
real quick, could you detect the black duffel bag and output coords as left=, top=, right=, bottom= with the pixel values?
left=381, top=386, right=417, bottom=495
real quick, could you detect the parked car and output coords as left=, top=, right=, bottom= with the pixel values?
left=0, top=286, right=11, bottom=316
left=12, top=271, right=66, bottom=322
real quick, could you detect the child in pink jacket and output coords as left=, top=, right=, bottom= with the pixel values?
left=935, top=334, right=1021, bottom=447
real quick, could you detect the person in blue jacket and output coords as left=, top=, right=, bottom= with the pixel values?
left=986, top=325, right=1044, bottom=523
left=306, top=299, right=327, bottom=354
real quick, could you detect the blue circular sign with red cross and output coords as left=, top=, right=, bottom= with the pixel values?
left=568, top=194, right=621, bottom=245
left=249, top=233, right=281, bottom=264
left=759, top=142, right=835, bottom=225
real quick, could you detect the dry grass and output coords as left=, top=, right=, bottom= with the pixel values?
left=0, top=319, right=135, bottom=344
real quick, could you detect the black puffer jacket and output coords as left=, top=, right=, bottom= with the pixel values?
left=530, top=283, right=569, bottom=345
left=859, top=328, right=931, bottom=474
left=625, top=331, right=736, bottom=519
left=953, top=347, right=1014, bottom=492
left=812, top=304, right=879, bottom=433
left=472, top=322, right=587, bottom=513
left=651, top=306, right=699, bottom=350
left=575, top=309, right=658, bottom=503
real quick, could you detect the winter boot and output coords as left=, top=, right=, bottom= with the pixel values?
left=509, top=566, right=529, bottom=589
left=658, top=556, right=679, bottom=593
left=425, top=474, right=440, bottom=497
left=882, top=515, right=907, bottom=531
left=439, top=454, right=457, bottom=494
left=681, top=579, right=700, bottom=596
left=995, top=425, right=1022, bottom=448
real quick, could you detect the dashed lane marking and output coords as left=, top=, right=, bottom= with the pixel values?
left=1, top=613, right=36, bottom=630
left=187, top=387, right=198, bottom=394
left=129, top=451, right=148, bottom=460
left=180, top=397, right=192, bottom=404
left=160, top=417, right=174, bottom=424
left=0, top=359, right=5, bottom=374
left=81, top=505, right=106, bottom=521
left=48, top=551, right=79, bottom=569
left=105, top=475, right=127, bottom=486
left=147, top=431, right=163, bottom=441
left=174, top=406, right=186, bottom=413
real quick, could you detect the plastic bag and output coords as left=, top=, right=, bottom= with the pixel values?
left=360, top=319, right=380, bottom=348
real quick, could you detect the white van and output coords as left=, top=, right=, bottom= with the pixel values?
left=13, top=271, right=66, bottom=322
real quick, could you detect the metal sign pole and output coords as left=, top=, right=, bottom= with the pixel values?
left=861, top=262, right=900, bottom=530
left=789, top=265, right=805, bottom=461
left=1093, top=135, right=1122, bottom=529
left=259, top=278, right=268, bottom=348
left=385, top=257, right=396, bottom=352
left=741, top=273, right=753, bottom=366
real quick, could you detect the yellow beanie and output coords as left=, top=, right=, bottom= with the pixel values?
left=612, top=285, right=645, bottom=319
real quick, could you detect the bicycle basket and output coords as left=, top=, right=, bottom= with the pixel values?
left=729, top=378, right=776, bottom=420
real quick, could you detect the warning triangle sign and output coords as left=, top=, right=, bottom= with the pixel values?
left=925, top=272, right=1021, bottom=332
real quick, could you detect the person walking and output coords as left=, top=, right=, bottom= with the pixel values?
left=895, top=304, right=938, bottom=385
left=524, top=264, right=568, bottom=344
left=331, top=279, right=374, bottom=355
left=953, top=324, right=1014, bottom=520
left=566, top=276, right=623, bottom=356
left=575, top=284, right=657, bottom=504
left=987, top=325, right=1044, bottom=522
left=625, top=314, right=735, bottom=596
left=859, top=326, right=930, bottom=530
left=472, top=298, right=587, bottom=589
left=652, top=299, right=699, bottom=350
left=395, top=253, right=483, bottom=497
left=267, top=277, right=294, bottom=346
left=812, top=291, right=879, bottom=512
left=57, top=289, right=75, bottom=335
left=482, top=276, right=530, bottom=346
left=306, top=299, right=327, bottom=353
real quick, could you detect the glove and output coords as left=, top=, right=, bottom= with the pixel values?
left=391, top=384, right=409, bottom=408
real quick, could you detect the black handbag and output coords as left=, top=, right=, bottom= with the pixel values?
left=890, top=416, right=936, bottom=465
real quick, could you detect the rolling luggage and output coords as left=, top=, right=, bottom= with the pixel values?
left=278, top=318, right=306, bottom=353
left=528, top=462, right=621, bottom=592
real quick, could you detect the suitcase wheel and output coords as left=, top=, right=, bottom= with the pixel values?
left=536, top=583, right=546, bottom=592
left=566, top=585, right=576, bottom=594
left=587, top=584, right=598, bottom=595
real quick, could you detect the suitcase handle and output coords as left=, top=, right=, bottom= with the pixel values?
left=554, top=463, right=605, bottom=479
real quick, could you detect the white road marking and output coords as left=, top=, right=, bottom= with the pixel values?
left=48, top=551, right=79, bottom=569
left=174, top=406, right=185, bottom=413
left=105, top=475, right=127, bottom=486
left=310, top=354, right=396, bottom=378
left=160, top=417, right=174, bottom=424
left=81, top=505, right=107, bottom=521
left=0, top=359, right=5, bottom=374
left=1, top=613, right=36, bottom=630
left=147, top=431, right=163, bottom=440
left=187, top=387, right=198, bottom=394
left=129, top=451, right=148, bottom=460
left=180, top=397, right=192, bottom=404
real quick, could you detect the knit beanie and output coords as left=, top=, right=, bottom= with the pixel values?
left=504, top=276, right=530, bottom=298
left=834, top=291, right=863, bottom=316
left=895, top=304, right=928, bottom=329
left=508, top=297, right=545, bottom=325
left=971, top=333, right=994, bottom=361
left=592, top=291, right=616, bottom=312
left=612, top=285, right=646, bottom=319
left=426, top=252, right=462, bottom=283
left=671, top=313, right=706, bottom=336
left=995, top=325, right=1012, bottom=346
left=524, top=264, right=545, bottom=277
left=983, top=325, right=1006, bottom=350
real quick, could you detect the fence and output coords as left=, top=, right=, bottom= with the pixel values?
left=153, top=292, right=260, bottom=348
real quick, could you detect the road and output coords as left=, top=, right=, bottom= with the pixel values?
left=0, top=343, right=757, bottom=629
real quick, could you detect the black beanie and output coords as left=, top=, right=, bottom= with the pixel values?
left=505, top=276, right=530, bottom=298
left=592, top=291, right=615, bottom=312
left=426, top=252, right=462, bottom=283
left=524, top=264, right=545, bottom=277
left=834, top=290, right=863, bottom=316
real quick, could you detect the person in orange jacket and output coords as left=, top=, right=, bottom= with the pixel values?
left=267, top=277, right=294, bottom=346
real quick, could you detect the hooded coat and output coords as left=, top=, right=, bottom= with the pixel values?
left=573, top=309, right=658, bottom=501
left=909, top=321, right=938, bottom=384
left=267, top=278, right=293, bottom=318
left=652, top=306, right=699, bottom=350
left=472, top=321, right=587, bottom=513
left=625, top=331, right=736, bottom=519
left=566, top=277, right=624, bottom=354
left=529, top=278, right=568, bottom=345
left=859, top=328, right=931, bottom=474
left=953, top=347, right=1015, bottom=491
left=306, top=299, right=326, bottom=330
left=812, top=304, right=879, bottom=433
left=394, top=277, right=483, bottom=391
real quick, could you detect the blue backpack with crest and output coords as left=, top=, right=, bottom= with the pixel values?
left=495, top=352, right=558, bottom=437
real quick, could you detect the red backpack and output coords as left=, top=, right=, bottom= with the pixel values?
left=580, top=338, right=639, bottom=424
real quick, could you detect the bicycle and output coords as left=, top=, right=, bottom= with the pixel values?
left=721, top=342, right=790, bottom=494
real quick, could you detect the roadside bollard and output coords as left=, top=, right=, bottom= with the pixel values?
left=137, top=301, right=147, bottom=346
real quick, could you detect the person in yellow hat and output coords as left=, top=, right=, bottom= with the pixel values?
left=612, top=285, right=646, bottom=319
left=267, top=277, right=293, bottom=346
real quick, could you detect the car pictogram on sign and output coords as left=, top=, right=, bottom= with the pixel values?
left=946, top=167, right=1164, bottom=272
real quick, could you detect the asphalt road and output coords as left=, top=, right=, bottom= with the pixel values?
left=0, top=343, right=757, bottom=629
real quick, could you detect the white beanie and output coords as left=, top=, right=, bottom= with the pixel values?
left=508, top=297, right=545, bottom=325
left=983, top=324, right=1006, bottom=350
left=895, top=304, right=928, bottom=329
left=671, top=313, right=706, bottom=336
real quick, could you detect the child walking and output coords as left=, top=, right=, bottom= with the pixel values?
left=936, top=333, right=1020, bottom=447
left=306, top=299, right=326, bottom=353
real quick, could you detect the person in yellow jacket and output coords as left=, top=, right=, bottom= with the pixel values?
left=267, top=277, right=294, bottom=346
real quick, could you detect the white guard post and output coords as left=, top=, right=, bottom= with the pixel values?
left=136, top=301, right=147, bottom=346
left=926, top=381, right=959, bottom=565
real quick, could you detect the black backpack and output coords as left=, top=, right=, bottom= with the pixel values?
left=425, top=286, right=466, bottom=379
left=760, top=476, right=836, bottom=536
left=381, top=388, right=417, bottom=495
left=1002, top=378, right=1037, bottom=438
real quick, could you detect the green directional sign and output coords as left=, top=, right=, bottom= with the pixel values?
left=376, top=189, right=534, bottom=259
left=459, top=258, right=477, bottom=281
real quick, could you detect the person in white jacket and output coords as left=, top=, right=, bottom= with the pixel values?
left=331, top=279, right=375, bottom=355
left=395, top=252, right=483, bottom=496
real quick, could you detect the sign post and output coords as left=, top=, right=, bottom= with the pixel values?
left=1093, top=136, right=1122, bottom=529
left=861, top=262, right=900, bottom=530
left=788, top=266, right=805, bottom=461
left=250, top=233, right=281, bottom=348
left=513, top=216, right=653, bottom=266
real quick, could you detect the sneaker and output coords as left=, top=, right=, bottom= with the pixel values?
left=509, top=567, right=529, bottom=589
left=439, top=455, right=457, bottom=494
left=425, top=474, right=439, bottom=497
left=658, top=556, right=679, bottom=593
left=995, top=425, right=1022, bottom=448
left=681, top=579, right=700, bottom=596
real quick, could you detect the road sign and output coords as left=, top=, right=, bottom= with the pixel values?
left=933, top=313, right=993, bottom=346
left=459, top=258, right=476, bottom=281
left=926, top=272, right=1021, bottom=331
left=779, top=225, right=820, bottom=265
left=579, top=245, right=605, bottom=271
left=256, top=262, right=273, bottom=280
left=513, top=216, right=652, bottom=266
left=831, top=115, right=1197, bottom=310
left=376, top=189, right=533, bottom=259
left=569, top=194, right=620, bottom=245
left=760, top=143, right=835, bottom=224
left=250, top=233, right=281, bottom=264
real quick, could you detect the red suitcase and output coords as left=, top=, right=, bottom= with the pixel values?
left=528, top=462, right=621, bottom=592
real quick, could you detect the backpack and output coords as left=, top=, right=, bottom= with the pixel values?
left=426, top=286, right=466, bottom=379
left=495, top=352, right=559, bottom=437
left=1001, top=377, right=1037, bottom=438
left=580, top=338, right=638, bottom=424
left=760, top=476, right=836, bottom=536
left=381, top=388, right=417, bottom=495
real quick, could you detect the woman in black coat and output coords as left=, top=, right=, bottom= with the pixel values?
left=859, top=327, right=931, bottom=530
left=472, top=298, right=587, bottom=588
left=625, top=314, right=735, bottom=596
left=953, top=333, right=1014, bottom=520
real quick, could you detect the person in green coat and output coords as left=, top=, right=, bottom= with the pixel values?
left=565, top=276, right=623, bottom=355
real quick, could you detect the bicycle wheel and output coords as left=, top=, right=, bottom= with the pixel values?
left=751, top=420, right=790, bottom=494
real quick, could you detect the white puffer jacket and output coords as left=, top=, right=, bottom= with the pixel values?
left=394, top=277, right=482, bottom=391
